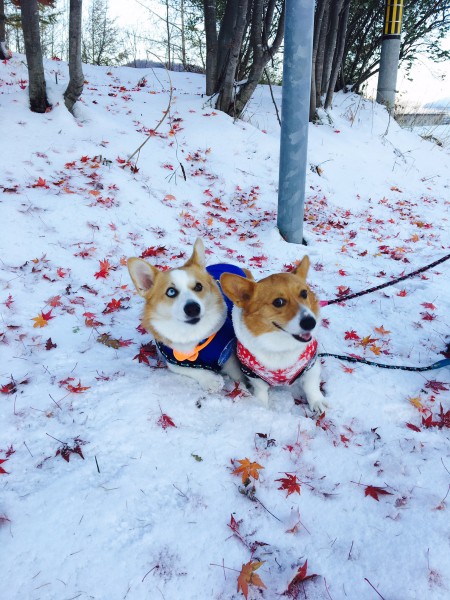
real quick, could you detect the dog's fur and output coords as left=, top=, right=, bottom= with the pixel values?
left=127, top=238, right=242, bottom=392
left=221, top=256, right=327, bottom=412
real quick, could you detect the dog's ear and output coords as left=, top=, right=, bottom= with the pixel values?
left=220, top=273, right=255, bottom=307
left=127, top=258, right=159, bottom=296
left=242, top=268, right=255, bottom=281
left=184, top=237, right=205, bottom=268
left=292, top=255, right=310, bottom=280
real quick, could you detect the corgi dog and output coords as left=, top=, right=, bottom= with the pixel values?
left=127, top=238, right=246, bottom=393
left=220, top=256, right=326, bottom=413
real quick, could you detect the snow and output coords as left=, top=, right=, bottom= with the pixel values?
left=1, top=55, right=450, bottom=600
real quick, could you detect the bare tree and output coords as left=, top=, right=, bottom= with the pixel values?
left=20, top=0, right=52, bottom=112
left=0, top=0, right=12, bottom=59
left=64, top=0, right=84, bottom=113
left=203, top=0, right=285, bottom=118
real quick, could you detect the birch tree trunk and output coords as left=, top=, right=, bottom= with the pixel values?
left=64, top=0, right=84, bottom=114
left=21, top=0, right=51, bottom=113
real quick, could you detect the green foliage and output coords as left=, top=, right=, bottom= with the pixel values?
left=343, top=0, right=450, bottom=91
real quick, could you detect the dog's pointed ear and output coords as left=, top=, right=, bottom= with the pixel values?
left=127, top=258, right=159, bottom=296
left=220, top=273, right=255, bottom=307
left=292, top=255, right=310, bottom=280
left=184, top=237, right=205, bottom=268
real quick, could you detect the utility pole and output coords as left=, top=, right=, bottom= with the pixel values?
left=376, top=0, right=404, bottom=112
left=277, top=0, right=315, bottom=245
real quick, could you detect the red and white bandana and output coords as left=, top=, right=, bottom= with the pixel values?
left=237, top=338, right=318, bottom=386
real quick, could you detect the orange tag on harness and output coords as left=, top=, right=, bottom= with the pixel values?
left=172, top=333, right=216, bottom=362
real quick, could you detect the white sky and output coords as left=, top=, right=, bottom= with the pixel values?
left=108, top=0, right=450, bottom=107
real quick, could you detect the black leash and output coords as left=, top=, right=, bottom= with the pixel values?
left=318, top=353, right=450, bottom=372
left=320, top=252, right=450, bottom=307
left=318, top=252, right=450, bottom=371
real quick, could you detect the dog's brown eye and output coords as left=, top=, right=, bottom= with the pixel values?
left=166, top=287, right=178, bottom=298
left=194, top=282, right=203, bottom=292
left=273, top=298, right=286, bottom=308
left=300, top=289, right=308, bottom=299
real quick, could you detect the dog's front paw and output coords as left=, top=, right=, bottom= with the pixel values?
left=199, top=372, right=224, bottom=394
left=307, top=393, right=328, bottom=414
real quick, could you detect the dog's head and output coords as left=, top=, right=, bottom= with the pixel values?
left=221, top=256, right=319, bottom=352
left=128, top=238, right=226, bottom=347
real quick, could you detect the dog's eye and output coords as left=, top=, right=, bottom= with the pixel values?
left=194, top=282, right=203, bottom=292
left=273, top=298, right=287, bottom=308
left=166, top=287, right=178, bottom=298
left=300, top=289, right=308, bottom=299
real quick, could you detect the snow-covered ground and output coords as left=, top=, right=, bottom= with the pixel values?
left=1, top=55, right=450, bottom=600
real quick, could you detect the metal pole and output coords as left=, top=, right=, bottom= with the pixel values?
left=277, top=0, right=315, bottom=245
left=376, top=0, right=404, bottom=111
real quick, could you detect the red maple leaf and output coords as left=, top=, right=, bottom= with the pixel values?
left=364, top=485, right=393, bottom=501
left=140, top=246, right=167, bottom=258
left=94, top=259, right=112, bottom=279
left=5, top=295, right=13, bottom=309
left=46, top=295, right=62, bottom=307
left=406, top=422, right=421, bottom=432
left=0, top=459, right=9, bottom=475
left=32, top=176, right=49, bottom=188
left=276, top=473, right=301, bottom=497
left=103, top=298, right=122, bottom=313
left=45, top=337, right=57, bottom=350
left=133, top=342, right=159, bottom=365
left=420, top=311, right=436, bottom=321
left=226, top=382, right=246, bottom=399
left=424, top=380, right=449, bottom=394
left=345, top=330, right=360, bottom=340
left=56, top=443, right=85, bottom=462
left=422, top=302, right=436, bottom=310
left=157, top=413, right=176, bottom=429
left=283, top=560, right=318, bottom=598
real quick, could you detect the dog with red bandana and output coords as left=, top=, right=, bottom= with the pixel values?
left=220, top=257, right=326, bottom=412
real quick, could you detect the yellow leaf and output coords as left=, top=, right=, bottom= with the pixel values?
left=237, top=561, right=266, bottom=599
left=32, top=313, right=49, bottom=328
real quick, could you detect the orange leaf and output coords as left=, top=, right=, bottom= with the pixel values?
left=369, top=344, right=382, bottom=356
left=374, top=325, right=391, bottom=336
left=237, top=561, right=266, bottom=599
left=232, top=457, right=264, bottom=483
left=358, top=335, right=378, bottom=348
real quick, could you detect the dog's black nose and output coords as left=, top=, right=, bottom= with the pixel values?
left=300, top=315, right=316, bottom=331
left=184, top=301, right=201, bottom=318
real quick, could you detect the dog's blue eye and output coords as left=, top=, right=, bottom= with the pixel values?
left=194, top=282, right=203, bottom=292
left=300, top=289, right=308, bottom=299
left=166, top=287, right=178, bottom=298
left=273, top=298, right=286, bottom=308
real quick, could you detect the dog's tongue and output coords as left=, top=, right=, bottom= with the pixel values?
left=301, top=332, right=312, bottom=342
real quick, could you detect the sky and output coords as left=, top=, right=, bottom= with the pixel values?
left=107, top=0, right=450, bottom=107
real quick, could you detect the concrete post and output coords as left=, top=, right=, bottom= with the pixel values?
left=277, top=0, right=315, bottom=245
left=376, top=0, right=404, bottom=111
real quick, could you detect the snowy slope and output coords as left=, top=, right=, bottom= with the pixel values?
left=1, top=55, right=450, bottom=600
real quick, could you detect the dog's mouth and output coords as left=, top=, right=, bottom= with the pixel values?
left=273, top=322, right=312, bottom=343
left=293, top=332, right=312, bottom=342
left=185, top=317, right=201, bottom=325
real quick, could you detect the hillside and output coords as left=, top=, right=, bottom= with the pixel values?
left=1, top=55, right=450, bottom=600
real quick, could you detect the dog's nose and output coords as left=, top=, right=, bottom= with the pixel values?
left=184, top=301, right=201, bottom=318
left=300, top=315, right=316, bottom=331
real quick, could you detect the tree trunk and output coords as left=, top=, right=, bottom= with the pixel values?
left=216, top=0, right=248, bottom=113
left=234, top=0, right=285, bottom=116
left=21, top=0, right=51, bottom=113
left=0, top=0, right=11, bottom=60
left=64, top=0, right=84, bottom=114
left=324, top=0, right=350, bottom=109
left=310, top=0, right=327, bottom=120
left=314, top=0, right=329, bottom=108
left=203, top=0, right=218, bottom=95
left=321, top=0, right=344, bottom=96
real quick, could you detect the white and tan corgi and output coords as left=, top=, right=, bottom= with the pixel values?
left=127, top=238, right=246, bottom=393
left=220, top=256, right=326, bottom=413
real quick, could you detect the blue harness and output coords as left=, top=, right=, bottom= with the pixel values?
left=156, top=263, right=246, bottom=373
